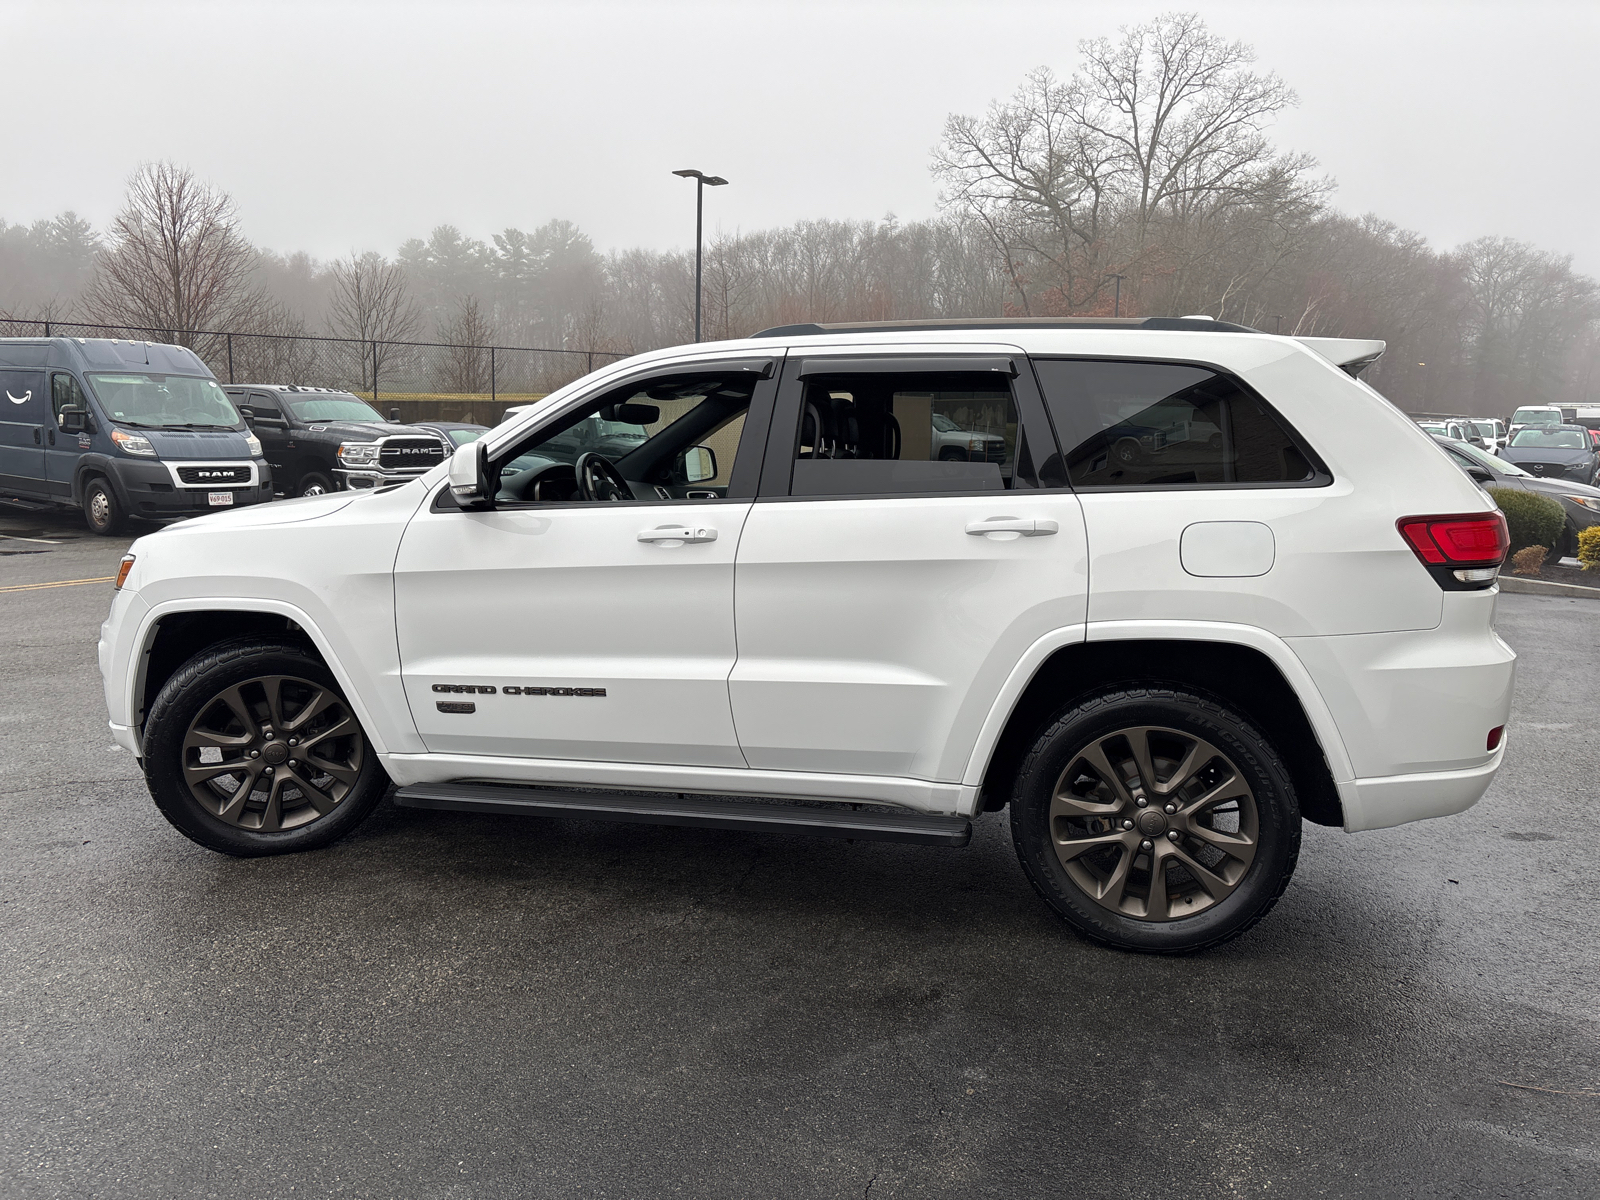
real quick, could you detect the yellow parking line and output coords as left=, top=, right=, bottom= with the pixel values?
left=0, top=576, right=117, bottom=593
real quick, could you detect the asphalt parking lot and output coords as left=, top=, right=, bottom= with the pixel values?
left=3, top=504, right=1598, bottom=1199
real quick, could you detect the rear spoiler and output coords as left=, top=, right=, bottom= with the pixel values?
left=1293, top=337, right=1386, bottom=378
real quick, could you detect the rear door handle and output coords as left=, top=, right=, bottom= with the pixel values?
left=638, top=525, right=717, bottom=544
left=966, top=517, right=1059, bottom=537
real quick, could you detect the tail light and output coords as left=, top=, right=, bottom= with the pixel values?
left=1397, top=512, right=1509, bottom=590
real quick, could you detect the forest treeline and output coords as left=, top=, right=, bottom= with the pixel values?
left=2, top=12, right=1595, bottom=415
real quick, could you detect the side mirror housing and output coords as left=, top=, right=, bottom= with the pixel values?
left=448, top=439, right=496, bottom=510
left=1467, top=466, right=1494, bottom=484
left=60, top=408, right=89, bottom=434
left=389, top=407, right=402, bottom=422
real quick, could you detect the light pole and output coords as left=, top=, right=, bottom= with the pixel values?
left=672, top=168, right=729, bottom=342
left=1106, top=273, right=1126, bottom=317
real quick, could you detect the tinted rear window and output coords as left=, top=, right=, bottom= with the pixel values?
left=1032, top=359, right=1321, bottom=488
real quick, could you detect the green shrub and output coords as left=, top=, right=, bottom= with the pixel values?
left=1579, top=525, right=1600, bottom=572
left=1489, top=487, right=1565, bottom=554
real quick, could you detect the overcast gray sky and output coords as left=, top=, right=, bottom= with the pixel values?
left=6, top=0, right=1598, bottom=273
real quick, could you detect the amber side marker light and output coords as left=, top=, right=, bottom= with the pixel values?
left=114, top=555, right=135, bottom=590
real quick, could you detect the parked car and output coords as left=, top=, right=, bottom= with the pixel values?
left=1508, top=405, right=1571, bottom=436
left=0, top=337, right=271, bottom=534
left=224, top=385, right=452, bottom=496
left=1467, top=418, right=1508, bottom=451
left=1496, top=424, right=1600, bottom=485
left=1433, top=433, right=1600, bottom=558
left=1415, top=416, right=1487, bottom=447
left=102, top=316, right=1514, bottom=955
left=931, top=411, right=1009, bottom=463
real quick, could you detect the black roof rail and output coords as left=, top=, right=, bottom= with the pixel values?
left=749, top=316, right=1264, bottom=338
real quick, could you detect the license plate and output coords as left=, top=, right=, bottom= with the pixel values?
left=207, top=492, right=235, bottom=507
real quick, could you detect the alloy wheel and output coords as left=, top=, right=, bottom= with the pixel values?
left=181, top=674, right=364, bottom=832
left=1049, top=725, right=1259, bottom=921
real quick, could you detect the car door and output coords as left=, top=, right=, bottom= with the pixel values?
left=393, top=354, right=779, bottom=766
left=0, top=367, right=49, bottom=497
left=45, top=372, right=90, bottom=499
left=728, top=348, right=1089, bottom=782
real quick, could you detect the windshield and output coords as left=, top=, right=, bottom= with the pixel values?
left=283, top=394, right=385, bottom=422
left=1471, top=421, right=1496, bottom=437
left=446, top=428, right=484, bottom=446
left=1450, top=438, right=1529, bottom=476
left=1513, top=408, right=1560, bottom=426
left=1509, top=428, right=1588, bottom=449
left=1416, top=422, right=1448, bottom=434
left=87, top=373, right=240, bottom=429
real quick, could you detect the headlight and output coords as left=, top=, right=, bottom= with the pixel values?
left=1562, top=495, right=1600, bottom=512
left=244, top=432, right=262, bottom=456
left=337, top=442, right=380, bottom=465
left=110, top=428, right=156, bottom=457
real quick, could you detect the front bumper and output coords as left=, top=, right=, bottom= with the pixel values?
left=336, top=468, right=432, bottom=490
left=112, top=458, right=273, bottom=518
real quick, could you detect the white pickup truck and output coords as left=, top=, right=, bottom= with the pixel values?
left=100, top=317, right=1515, bottom=953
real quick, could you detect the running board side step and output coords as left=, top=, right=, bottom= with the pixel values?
left=393, top=782, right=972, bottom=847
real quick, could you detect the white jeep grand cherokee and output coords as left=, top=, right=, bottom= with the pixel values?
left=99, top=317, right=1515, bottom=953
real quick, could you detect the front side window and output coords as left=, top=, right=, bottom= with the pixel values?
left=86, top=373, right=241, bottom=429
left=1033, top=359, right=1321, bottom=488
left=788, top=371, right=1025, bottom=497
left=50, top=373, right=88, bottom=424
left=493, top=369, right=757, bottom=504
left=246, top=392, right=283, bottom=417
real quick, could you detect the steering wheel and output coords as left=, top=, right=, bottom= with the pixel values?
left=575, top=452, right=633, bottom=502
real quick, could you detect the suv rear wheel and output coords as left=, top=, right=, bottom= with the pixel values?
left=1010, top=687, right=1300, bottom=954
left=142, top=639, right=389, bottom=856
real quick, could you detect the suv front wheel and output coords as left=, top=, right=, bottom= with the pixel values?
left=1010, top=687, right=1300, bottom=954
left=142, top=639, right=389, bottom=857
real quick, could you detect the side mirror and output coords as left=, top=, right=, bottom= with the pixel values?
left=1467, top=466, right=1495, bottom=484
left=448, top=439, right=496, bottom=510
left=680, top=445, right=717, bottom=484
left=389, top=408, right=401, bottom=422
left=60, top=408, right=89, bottom=434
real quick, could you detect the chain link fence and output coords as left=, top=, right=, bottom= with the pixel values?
left=0, top=318, right=629, bottom=425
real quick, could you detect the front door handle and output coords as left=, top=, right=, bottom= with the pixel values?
left=966, top=517, right=1059, bottom=537
left=638, top=524, right=717, bottom=545
left=33, top=428, right=42, bottom=444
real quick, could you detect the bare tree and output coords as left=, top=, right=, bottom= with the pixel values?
left=326, top=251, right=422, bottom=392
left=436, top=295, right=495, bottom=393
left=935, top=12, right=1322, bottom=315
left=85, top=162, right=265, bottom=348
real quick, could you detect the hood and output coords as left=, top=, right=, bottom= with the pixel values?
left=1502, top=445, right=1592, bottom=464
left=161, top=491, right=358, bottom=533
left=299, top=420, right=444, bottom=441
left=1522, top=475, right=1600, bottom=499
left=137, top=427, right=255, bottom=459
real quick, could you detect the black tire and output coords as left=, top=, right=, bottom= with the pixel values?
left=83, top=476, right=128, bottom=536
left=297, top=473, right=333, bottom=498
left=1558, top=521, right=1577, bottom=561
left=1009, top=686, right=1300, bottom=954
left=142, top=638, right=389, bottom=857
left=938, top=447, right=969, bottom=462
